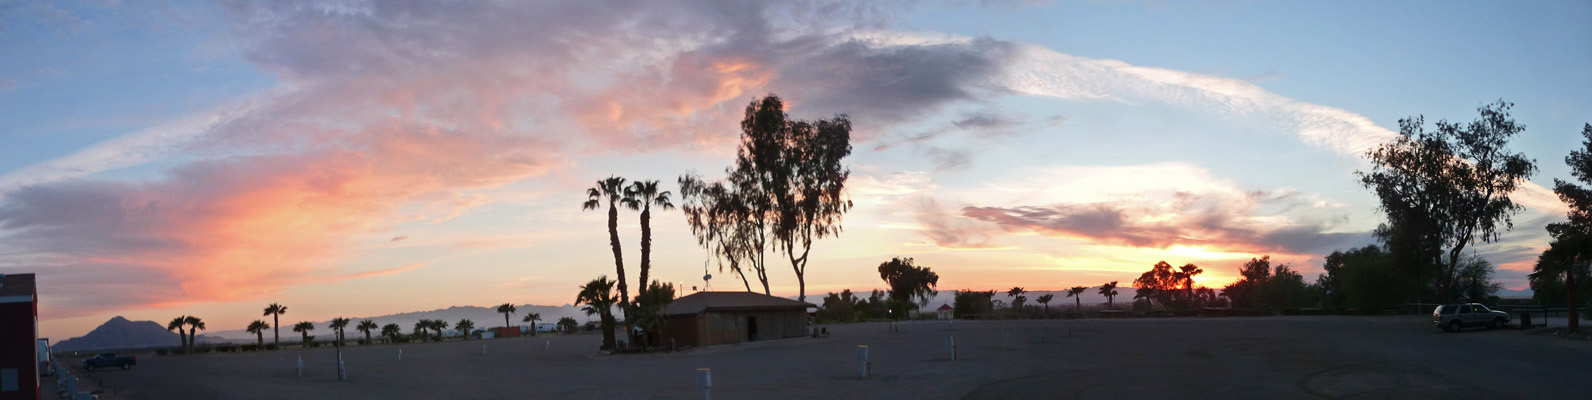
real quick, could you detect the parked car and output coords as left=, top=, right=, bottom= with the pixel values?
left=1432, top=303, right=1509, bottom=332
left=81, top=353, right=136, bottom=371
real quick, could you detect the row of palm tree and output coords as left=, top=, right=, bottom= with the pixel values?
left=165, top=315, right=205, bottom=352
left=583, top=176, right=673, bottom=348
left=1001, top=281, right=1123, bottom=316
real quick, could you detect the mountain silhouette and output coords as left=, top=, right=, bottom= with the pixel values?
left=54, top=316, right=183, bottom=352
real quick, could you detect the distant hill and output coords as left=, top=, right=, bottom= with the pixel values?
left=203, top=304, right=594, bottom=343
left=54, top=316, right=183, bottom=352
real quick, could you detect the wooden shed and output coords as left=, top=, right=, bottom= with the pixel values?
left=662, top=292, right=813, bottom=348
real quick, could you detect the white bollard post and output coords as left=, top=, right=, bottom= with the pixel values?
left=398, top=348, right=402, bottom=361
left=545, top=340, right=550, bottom=351
left=482, top=344, right=487, bottom=355
left=338, top=360, right=346, bottom=381
left=857, top=345, right=870, bottom=378
left=296, top=356, right=303, bottom=378
left=697, top=368, right=712, bottom=400
left=949, top=335, right=957, bottom=361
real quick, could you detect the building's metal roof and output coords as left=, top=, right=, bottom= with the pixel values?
left=663, top=291, right=813, bottom=316
left=0, top=273, right=37, bottom=302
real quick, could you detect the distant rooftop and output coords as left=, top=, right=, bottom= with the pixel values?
left=663, top=291, right=813, bottom=316
left=0, top=273, right=36, bottom=299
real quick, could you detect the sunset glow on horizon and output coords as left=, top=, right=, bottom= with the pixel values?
left=2, top=1, right=1586, bottom=340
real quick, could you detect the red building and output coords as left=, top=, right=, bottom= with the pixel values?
left=0, top=273, right=39, bottom=400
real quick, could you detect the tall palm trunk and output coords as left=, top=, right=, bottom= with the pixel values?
left=1074, top=297, right=1081, bottom=313
left=504, top=314, right=511, bottom=329
left=639, top=204, right=652, bottom=301
left=177, top=326, right=187, bottom=350
left=273, top=314, right=280, bottom=347
left=607, top=201, right=629, bottom=317
left=256, top=332, right=263, bottom=346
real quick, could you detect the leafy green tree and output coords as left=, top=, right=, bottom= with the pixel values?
left=293, top=321, right=315, bottom=346
left=330, top=317, right=350, bottom=346
left=819, top=290, right=863, bottom=322
left=456, top=319, right=475, bottom=340
left=679, top=173, right=761, bottom=293
left=1452, top=256, right=1502, bottom=303
left=583, top=176, right=633, bottom=325
left=576, top=276, right=619, bottom=350
left=246, top=320, right=269, bottom=347
left=184, top=316, right=205, bottom=352
left=1098, top=281, right=1120, bottom=309
left=557, top=317, right=579, bottom=334
left=1357, top=101, right=1537, bottom=302
left=263, top=303, right=287, bottom=348
left=624, top=180, right=674, bottom=306
left=1222, top=256, right=1273, bottom=309
left=167, top=316, right=188, bottom=351
left=1065, top=286, right=1088, bottom=312
left=877, top=257, right=939, bottom=318
left=356, top=320, right=378, bottom=345
left=1134, top=261, right=1181, bottom=308
left=1036, top=294, right=1054, bottom=315
left=1315, top=246, right=1406, bottom=312
left=497, top=303, right=517, bottom=329
left=522, top=313, right=542, bottom=336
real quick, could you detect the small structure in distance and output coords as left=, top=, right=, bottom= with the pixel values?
left=661, top=292, right=813, bottom=348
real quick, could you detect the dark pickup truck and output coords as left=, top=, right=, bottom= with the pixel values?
left=81, top=353, right=136, bottom=371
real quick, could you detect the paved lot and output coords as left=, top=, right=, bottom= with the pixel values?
left=57, top=316, right=1591, bottom=399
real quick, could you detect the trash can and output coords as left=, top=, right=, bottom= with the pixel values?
left=1518, top=311, right=1531, bottom=329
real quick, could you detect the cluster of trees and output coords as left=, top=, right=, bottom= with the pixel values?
left=582, top=174, right=676, bottom=350
left=815, top=257, right=940, bottom=322
left=942, top=282, right=1117, bottom=319
left=1355, top=102, right=1588, bottom=331
left=171, top=300, right=571, bottom=354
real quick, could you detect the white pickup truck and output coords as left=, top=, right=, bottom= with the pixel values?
left=1432, top=303, right=1510, bottom=332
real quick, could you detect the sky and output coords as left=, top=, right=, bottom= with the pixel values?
left=1, top=0, right=1588, bottom=340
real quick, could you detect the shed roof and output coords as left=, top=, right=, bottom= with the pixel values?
left=664, top=291, right=813, bottom=316
left=937, top=304, right=953, bottom=311
left=0, top=273, right=36, bottom=302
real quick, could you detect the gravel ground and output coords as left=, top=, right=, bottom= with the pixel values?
left=52, top=316, right=1592, bottom=399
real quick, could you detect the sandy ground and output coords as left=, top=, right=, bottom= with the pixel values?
left=51, top=316, right=1591, bottom=399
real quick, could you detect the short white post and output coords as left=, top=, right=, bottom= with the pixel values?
left=857, top=345, right=870, bottom=378
left=697, top=368, right=712, bottom=400
left=337, top=360, right=346, bottom=381
left=295, top=356, right=303, bottom=378
left=481, top=344, right=487, bottom=355
left=398, top=348, right=402, bottom=360
left=949, top=335, right=957, bottom=361
left=545, top=340, right=550, bottom=351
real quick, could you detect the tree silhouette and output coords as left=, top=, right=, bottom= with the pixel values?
left=184, top=316, right=205, bottom=352
left=522, top=313, right=542, bottom=336
left=1098, top=281, right=1120, bottom=309
left=330, top=317, right=350, bottom=346
left=1176, top=263, right=1204, bottom=307
left=1065, top=286, right=1088, bottom=312
left=292, top=321, right=315, bottom=346
left=1135, top=261, right=1181, bottom=308
left=356, top=320, right=378, bottom=345
left=497, top=303, right=517, bottom=329
left=557, top=317, right=579, bottom=334
left=583, top=176, right=631, bottom=342
left=576, top=276, right=618, bottom=350
left=624, top=180, right=674, bottom=306
left=1036, top=294, right=1054, bottom=315
left=1007, top=287, right=1027, bottom=315
left=1358, top=101, right=1537, bottom=302
left=246, top=320, right=269, bottom=347
left=456, top=319, right=475, bottom=340
left=166, top=316, right=187, bottom=351
left=679, top=174, right=759, bottom=292
left=263, top=303, right=287, bottom=348
left=877, top=257, right=940, bottom=318
left=1537, top=123, right=1592, bottom=332
left=380, top=323, right=402, bottom=342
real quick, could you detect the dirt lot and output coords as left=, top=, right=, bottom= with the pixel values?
left=55, top=316, right=1591, bottom=399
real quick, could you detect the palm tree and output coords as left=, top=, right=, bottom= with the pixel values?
left=557, top=317, right=579, bottom=334
left=413, top=320, right=429, bottom=342
left=584, top=177, right=632, bottom=329
left=1007, top=287, right=1026, bottom=316
left=1066, top=286, right=1088, bottom=312
left=292, top=321, right=315, bottom=346
left=456, top=319, right=475, bottom=340
left=166, top=316, right=188, bottom=351
left=1177, top=263, right=1203, bottom=306
left=497, top=303, right=517, bottom=330
left=1036, top=294, right=1054, bottom=316
left=623, top=180, right=674, bottom=304
left=432, top=320, right=449, bottom=340
left=1099, top=281, right=1120, bottom=309
left=522, top=313, right=542, bottom=336
left=246, top=320, right=269, bottom=347
left=380, top=323, right=402, bottom=343
left=330, top=317, right=351, bottom=346
left=263, top=303, right=287, bottom=348
left=575, top=276, right=618, bottom=350
left=184, top=316, right=205, bottom=352
left=356, top=320, right=378, bottom=345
